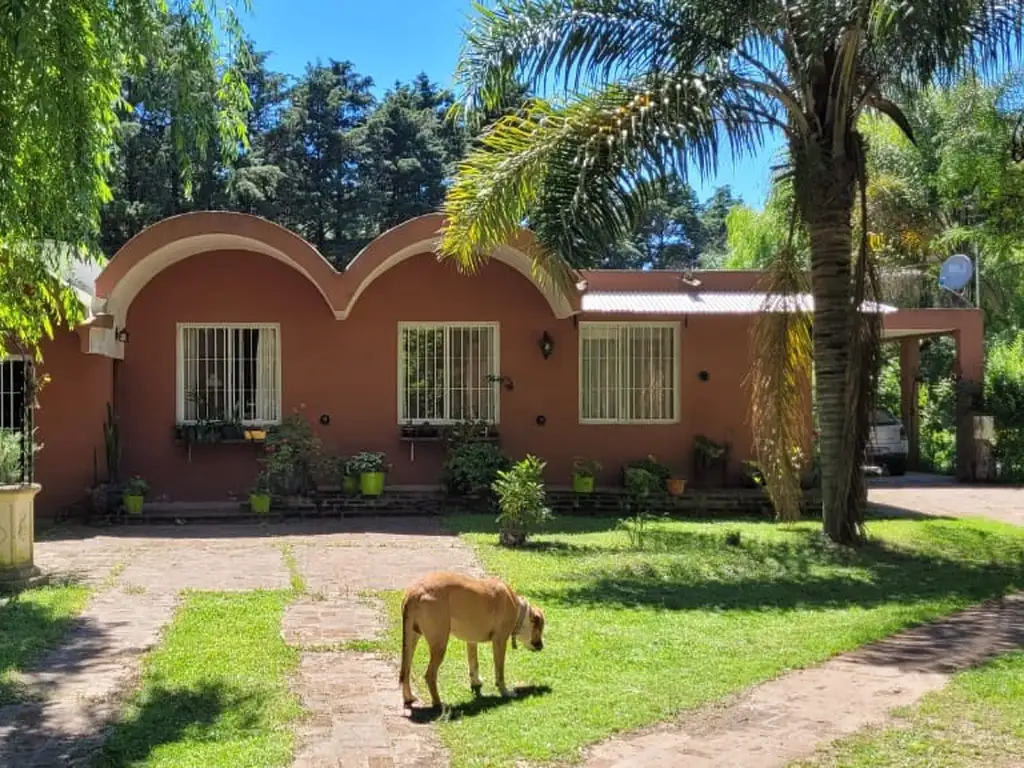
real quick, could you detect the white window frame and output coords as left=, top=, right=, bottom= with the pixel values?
left=578, top=321, right=681, bottom=425
left=397, top=322, right=501, bottom=425
left=175, top=322, right=282, bottom=425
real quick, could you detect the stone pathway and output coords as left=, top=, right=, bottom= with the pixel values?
left=280, top=520, right=483, bottom=768
left=0, top=519, right=477, bottom=768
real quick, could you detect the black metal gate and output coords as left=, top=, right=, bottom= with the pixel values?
left=1, top=357, right=35, bottom=483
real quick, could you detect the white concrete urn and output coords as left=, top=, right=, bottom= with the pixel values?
left=0, top=483, right=41, bottom=589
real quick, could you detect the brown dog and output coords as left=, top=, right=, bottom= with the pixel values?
left=399, top=571, right=545, bottom=709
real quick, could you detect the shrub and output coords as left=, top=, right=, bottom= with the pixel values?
left=250, top=471, right=271, bottom=495
left=572, top=456, right=602, bottom=478
left=623, top=455, right=670, bottom=489
left=264, top=410, right=324, bottom=496
left=348, top=451, right=388, bottom=474
left=986, top=332, right=1024, bottom=479
left=123, top=475, right=149, bottom=496
left=492, top=454, right=552, bottom=547
left=0, top=431, right=22, bottom=485
left=442, top=440, right=510, bottom=496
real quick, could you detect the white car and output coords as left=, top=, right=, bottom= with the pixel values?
left=867, top=407, right=909, bottom=476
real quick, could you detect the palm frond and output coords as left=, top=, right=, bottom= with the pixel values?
left=746, top=207, right=812, bottom=523
left=869, top=0, right=1024, bottom=87
left=439, top=69, right=771, bottom=288
left=452, top=0, right=764, bottom=118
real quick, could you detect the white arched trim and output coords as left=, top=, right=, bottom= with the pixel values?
left=340, top=237, right=574, bottom=319
left=102, top=233, right=338, bottom=327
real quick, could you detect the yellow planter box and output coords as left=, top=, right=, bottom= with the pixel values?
left=0, top=483, right=41, bottom=588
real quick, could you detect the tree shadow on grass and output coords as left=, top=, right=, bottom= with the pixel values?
left=93, top=682, right=258, bottom=767
left=529, top=526, right=1024, bottom=614
left=0, top=586, right=91, bottom=705
left=407, top=684, right=553, bottom=724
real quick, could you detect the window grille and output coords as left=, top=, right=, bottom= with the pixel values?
left=579, top=323, right=679, bottom=423
left=0, top=357, right=34, bottom=482
left=177, top=324, right=281, bottom=424
left=398, top=323, right=499, bottom=423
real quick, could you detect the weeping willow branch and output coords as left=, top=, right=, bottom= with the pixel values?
left=746, top=204, right=812, bottom=522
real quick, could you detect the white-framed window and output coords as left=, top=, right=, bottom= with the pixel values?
left=579, top=322, right=680, bottom=424
left=176, top=323, right=281, bottom=424
left=398, top=323, right=500, bottom=424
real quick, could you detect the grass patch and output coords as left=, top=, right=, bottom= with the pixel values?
left=797, top=650, right=1024, bottom=767
left=277, top=543, right=306, bottom=594
left=0, top=583, right=91, bottom=703
left=95, top=590, right=302, bottom=768
left=383, top=515, right=1024, bottom=768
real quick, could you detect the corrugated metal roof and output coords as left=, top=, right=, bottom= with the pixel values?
left=580, top=291, right=897, bottom=315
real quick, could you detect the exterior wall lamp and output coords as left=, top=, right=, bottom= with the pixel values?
left=539, top=331, right=554, bottom=359
left=115, top=327, right=130, bottom=344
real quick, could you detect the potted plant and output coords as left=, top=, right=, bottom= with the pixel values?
left=122, top=475, right=149, bottom=515
left=492, top=454, right=552, bottom=547
left=740, top=460, right=765, bottom=489
left=341, top=456, right=359, bottom=494
left=350, top=451, right=388, bottom=496
left=667, top=474, right=687, bottom=496
left=571, top=456, right=601, bottom=493
left=249, top=471, right=272, bottom=515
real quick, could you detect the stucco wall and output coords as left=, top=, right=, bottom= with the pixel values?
left=33, top=331, right=113, bottom=515
left=116, top=248, right=762, bottom=500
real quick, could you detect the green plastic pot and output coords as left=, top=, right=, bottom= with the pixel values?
left=249, top=493, right=271, bottom=515
left=342, top=475, right=359, bottom=494
left=123, top=494, right=145, bottom=515
left=572, top=474, right=595, bottom=493
left=360, top=471, right=386, bottom=496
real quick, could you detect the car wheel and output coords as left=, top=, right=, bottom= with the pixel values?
left=887, top=456, right=907, bottom=477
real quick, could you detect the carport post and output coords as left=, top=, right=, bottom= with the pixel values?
left=899, top=339, right=921, bottom=470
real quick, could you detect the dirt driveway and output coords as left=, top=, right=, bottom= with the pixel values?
left=869, top=473, right=1024, bottom=527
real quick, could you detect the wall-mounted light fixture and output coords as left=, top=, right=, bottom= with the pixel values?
left=539, top=331, right=554, bottom=359
left=115, top=327, right=130, bottom=344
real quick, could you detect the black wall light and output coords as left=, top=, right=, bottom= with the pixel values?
left=539, top=331, right=554, bottom=359
left=115, top=327, right=130, bottom=344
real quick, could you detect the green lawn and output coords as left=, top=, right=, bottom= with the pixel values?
left=384, top=515, right=1024, bottom=768
left=95, top=590, right=303, bottom=768
left=796, top=651, right=1024, bottom=767
left=0, top=583, right=92, bottom=704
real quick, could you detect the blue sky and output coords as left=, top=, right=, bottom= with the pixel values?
left=241, top=0, right=780, bottom=208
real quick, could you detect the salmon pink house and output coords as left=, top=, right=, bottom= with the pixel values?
left=10, top=211, right=985, bottom=516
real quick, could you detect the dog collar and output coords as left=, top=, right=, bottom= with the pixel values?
left=513, top=597, right=529, bottom=636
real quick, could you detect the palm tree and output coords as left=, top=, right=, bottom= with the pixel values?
left=438, top=0, right=1023, bottom=545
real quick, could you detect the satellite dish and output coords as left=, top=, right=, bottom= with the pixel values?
left=938, top=253, right=974, bottom=292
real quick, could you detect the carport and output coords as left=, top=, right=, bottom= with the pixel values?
left=883, top=307, right=986, bottom=481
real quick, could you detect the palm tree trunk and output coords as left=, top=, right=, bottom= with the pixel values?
left=798, top=150, right=863, bottom=545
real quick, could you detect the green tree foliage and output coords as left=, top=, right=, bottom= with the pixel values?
left=1, top=0, right=251, bottom=353
left=602, top=179, right=740, bottom=269
left=862, top=72, right=1024, bottom=333
left=360, top=75, right=466, bottom=232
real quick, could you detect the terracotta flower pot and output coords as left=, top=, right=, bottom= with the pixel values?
left=667, top=477, right=686, bottom=496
